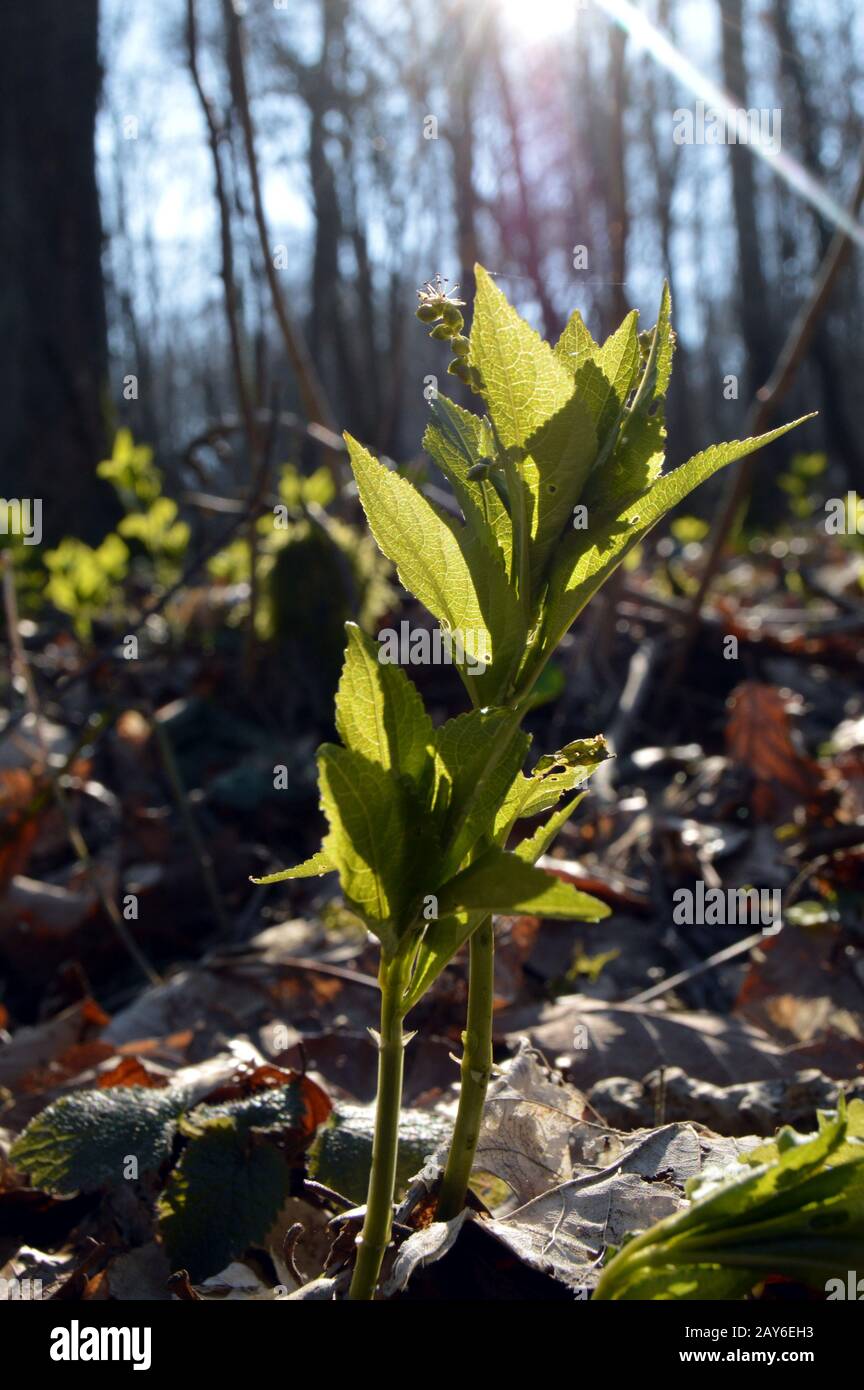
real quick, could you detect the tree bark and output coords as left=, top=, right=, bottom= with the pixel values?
left=718, top=0, right=774, bottom=395
left=0, top=0, right=113, bottom=543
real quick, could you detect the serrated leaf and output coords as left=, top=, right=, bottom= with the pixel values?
left=318, top=744, right=434, bottom=953
left=437, top=847, right=610, bottom=920
left=10, top=1086, right=191, bottom=1195
left=556, top=309, right=642, bottom=450
left=457, top=524, right=526, bottom=702
left=424, top=395, right=512, bottom=571
left=513, top=792, right=587, bottom=864
left=335, top=622, right=434, bottom=787
left=585, top=285, right=674, bottom=510
left=251, top=846, right=334, bottom=885
left=539, top=418, right=815, bottom=666
left=494, top=735, right=610, bottom=837
left=158, top=1114, right=293, bottom=1282
left=470, top=266, right=575, bottom=452
left=469, top=266, right=601, bottom=593
left=433, top=709, right=530, bottom=876
left=553, top=307, right=600, bottom=373
left=524, top=388, right=598, bottom=591
left=346, top=433, right=520, bottom=701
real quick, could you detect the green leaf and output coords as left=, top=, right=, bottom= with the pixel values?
left=524, top=386, right=598, bottom=592
left=335, top=622, right=434, bottom=787
left=494, top=735, right=610, bottom=837
left=470, top=266, right=576, bottom=453
left=513, top=792, right=587, bottom=864
left=552, top=307, right=599, bottom=374
left=318, top=744, right=434, bottom=953
left=10, top=1086, right=191, bottom=1195
left=423, top=396, right=512, bottom=572
left=157, top=1113, right=293, bottom=1282
left=457, top=524, right=526, bottom=702
left=559, top=309, right=641, bottom=451
left=584, top=285, right=674, bottom=510
left=402, top=908, right=486, bottom=1014
left=433, top=709, right=530, bottom=876
left=437, top=847, right=610, bottom=920
left=594, top=1101, right=864, bottom=1300
left=309, top=1103, right=451, bottom=1204
left=346, top=433, right=520, bottom=701
left=251, top=847, right=334, bottom=885
left=468, top=265, right=600, bottom=593
left=539, top=418, right=815, bottom=666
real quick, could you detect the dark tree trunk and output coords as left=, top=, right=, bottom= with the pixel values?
left=718, top=0, right=774, bottom=396
left=0, top=0, right=113, bottom=543
left=771, top=0, right=864, bottom=484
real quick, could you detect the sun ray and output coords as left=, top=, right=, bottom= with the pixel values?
left=595, top=0, right=864, bottom=248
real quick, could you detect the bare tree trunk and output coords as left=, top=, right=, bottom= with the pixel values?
left=718, top=0, right=774, bottom=395
left=644, top=0, right=694, bottom=462
left=606, top=24, right=630, bottom=329
left=0, top=0, right=113, bottom=542
left=491, top=28, right=560, bottom=340
left=771, top=0, right=864, bottom=483
left=445, top=5, right=484, bottom=307
left=221, top=0, right=338, bottom=442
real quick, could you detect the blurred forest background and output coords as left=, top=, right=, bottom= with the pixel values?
left=0, top=0, right=863, bottom=1004
left=1, top=5, right=864, bottom=1303
left=3, top=0, right=863, bottom=541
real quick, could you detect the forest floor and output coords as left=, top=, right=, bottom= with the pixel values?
left=1, top=525, right=862, bottom=1301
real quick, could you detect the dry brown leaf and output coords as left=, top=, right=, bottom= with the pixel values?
left=725, top=682, right=821, bottom=821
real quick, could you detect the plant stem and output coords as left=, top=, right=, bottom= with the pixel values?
left=436, top=915, right=494, bottom=1221
left=348, top=955, right=407, bottom=1300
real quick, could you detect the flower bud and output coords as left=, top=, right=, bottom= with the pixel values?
left=448, top=358, right=471, bottom=383
left=431, top=322, right=454, bottom=341
left=451, top=335, right=469, bottom=357
left=416, top=303, right=441, bottom=324
left=441, top=303, right=464, bottom=331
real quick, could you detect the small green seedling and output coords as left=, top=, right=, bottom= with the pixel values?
left=256, top=264, right=811, bottom=1299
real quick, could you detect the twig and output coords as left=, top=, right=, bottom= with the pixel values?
left=185, top=0, right=260, bottom=464
left=186, top=0, right=265, bottom=685
left=221, top=1, right=343, bottom=486
left=624, top=931, right=765, bottom=1008
left=148, top=706, right=232, bottom=939
left=282, top=1223, right=306, bottom=1285
left=591, top=637, right=664, bottom=802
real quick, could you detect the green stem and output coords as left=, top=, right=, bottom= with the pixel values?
left=436, top=916, right=494, bottom=1221
left=348, top=955, right=407, bottom=1300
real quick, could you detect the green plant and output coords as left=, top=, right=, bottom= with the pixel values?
left=255, top=265, right=810, bottom=1299
left=96, top=427, right=162, bottom=506
left=98, top=429, right=190, bottom=583
left=593, top=1099, right=864, bottom=1299
left=41, top=430, right=191, bottom=638
left=10, top=1070, right=329, bottom=1282
left=208, top=461, right=393, bottom=655
left=43, top=533, right=130, bottom=639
